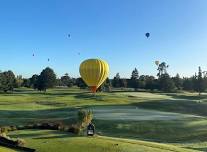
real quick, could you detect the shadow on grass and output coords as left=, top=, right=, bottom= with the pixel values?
left=163, top=93, right=207, bottom=100
left=131, top=99, right=207, bottom=116
left=10, top=130, right=74, bottom=139
left=94, top=118, right=207, bottom=143
left=0, top=107, right=78, bottom=126
left=186, top=147, right=207, bottom=151
left=33, top=134, right=71, bottom=139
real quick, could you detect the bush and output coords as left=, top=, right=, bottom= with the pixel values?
left=1, top=126, right=12, bottom=134
left=10, top=126, right=17, bottom=131
left=77, top=109, right=93, bottom=128
left=68, top=124, right=81, bottom=135
left=16, top=138, right=26, bottom=146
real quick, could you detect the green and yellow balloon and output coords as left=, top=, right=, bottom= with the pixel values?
left=79, top=58, right=109, bottom=93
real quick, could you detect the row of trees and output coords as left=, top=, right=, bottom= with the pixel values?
left=109, top=64, right=207, bottom=93
left=0, top=63, right=206, bottom=93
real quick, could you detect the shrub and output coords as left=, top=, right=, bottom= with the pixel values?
left=68, top=124, right=81, bottom=135
left=1, top=126, right=12, bottom=134
left=10, top=126, right=17, bottom=131
left=16, top=138, right=26, bottom=146
left=77, top=109, right=93, bottom=128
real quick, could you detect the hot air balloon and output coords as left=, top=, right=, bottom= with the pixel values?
left=155, top=61, right=159, bottom=66
left=79, top=59, right=109, bottom=93
left=145, top=33, right=150, bottom=38
left=48, top=58, right=50, bottom=62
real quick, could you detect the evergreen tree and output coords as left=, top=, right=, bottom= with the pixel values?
left=157, top=62, right=169, bottom=77
left=130, top=68, right=139, bottom=91
left=112, top=73, right=121, bottom=88
left=145, top=76, right=156, bottom=91
left=183, top=78, right=194, bottom=91
left=120, top=79, right=128, bottom=88
left=172, top=74, right=183, bottom=90
left=37, top=67, right=56, bottom=91
left=158, top=73, right=176, bottom=92
left=194, top=66, right=205, bottom=95
left=138, top=75, right=146, bottom=89
left=131, top=68, right=139, bottom=79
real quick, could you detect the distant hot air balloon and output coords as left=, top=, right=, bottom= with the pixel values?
left=68, top=34, right=70, bottom=37
left=79, top=59, right=109, bottom=93
left=48, top=58, right=50, bottom=62
left=33, top=54, right=34, bottom=57
left=145, top=33, right=150, bottom=38
left=155, top=61, right=159, bottom=66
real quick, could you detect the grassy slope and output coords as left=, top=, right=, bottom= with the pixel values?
left=0, top=88, right=207, bottom=151
left=0, top=147, right=19, bottom=152
left=8, top=130, right=197, bottom=152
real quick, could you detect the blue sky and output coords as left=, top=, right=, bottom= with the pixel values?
left=0, top=0, right=207, bottom=78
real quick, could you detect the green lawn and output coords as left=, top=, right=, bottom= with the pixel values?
left=0, top=88, right=207, bottom=151
left=8, top=130, right=197, bottom=152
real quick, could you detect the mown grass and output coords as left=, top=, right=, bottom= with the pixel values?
left=8, top=130, right=197, bottom=152
left=0, top=147, right=19, bottom=152
left=0, top=88, right=207, bottom=151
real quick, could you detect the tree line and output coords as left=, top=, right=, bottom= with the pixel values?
left=0, top=62, right=206, bottom=94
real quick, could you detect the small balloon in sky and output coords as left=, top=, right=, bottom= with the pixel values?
left=33, top=54, right=34, bottom=57
left=145, top=33, right=150, bottom=38
left=155, top=60, right=159, bottom=66
left=48, top=58, right=50, bottom=62
left=68, top=34, right=70, bottom=37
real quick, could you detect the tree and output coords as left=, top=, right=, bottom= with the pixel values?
left=37, top=67, right=56, bottom=91
left=138, top=75, right=146, bottom=89
left=183, top=78, right=194, bottom=91
left=172, top=74, right=183, bottom=90
left=21, top=78, right=30, bottom=88
left=158, top=73, right=176, bottom=92
left=157, top=62, right=169, bottom=77
left=130, top=68, right=139, bottom=91
left=98, top=77, right=112, bottom=92
left=14, top=75, right=23, bottom=88
left=131, top=68, right=139, bottom=79
left=29, top=74, right=39, bottom=89
left=145, top=76, right=156, bottom=91
left=112, top=73, right=121, bottom=88
left=76, top=78, right=87, bottom=89
left=0, top=70, right=16, bottom=92
left=120, top=79, right=128, bottom=88
left=194, top=67, right=205, bottom=95
left=60, top=73, right=73, bottom=87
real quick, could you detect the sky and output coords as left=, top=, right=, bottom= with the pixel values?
left=0, top=0, right=207, bottom=78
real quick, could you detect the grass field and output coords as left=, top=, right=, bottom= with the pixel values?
left=0, top=87, right=207, bottom=151
left=8, top=130, right=197, bottom=152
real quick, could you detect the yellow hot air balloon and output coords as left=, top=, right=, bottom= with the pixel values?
left=155, top=61, right=159, bottom=66
left=79, top=58, right=109, bottom=93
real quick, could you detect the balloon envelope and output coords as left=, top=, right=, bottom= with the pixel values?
left=145, top=33, right=150, bottom=38
left=155, top=61, right=159, bottom=66
left=79, top=59, right=109, bottom=93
